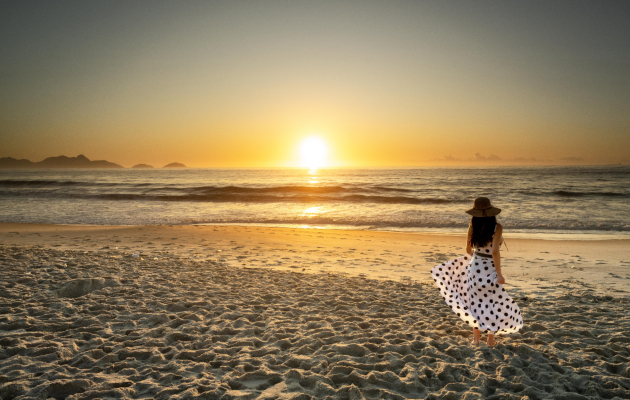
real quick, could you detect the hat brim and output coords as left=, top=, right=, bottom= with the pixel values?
left=466, top=207, right=501, bottom=217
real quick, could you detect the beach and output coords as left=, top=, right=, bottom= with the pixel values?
left=3, top=0, right=630, bottom=398
left=1, top=223, right=629, bottom=399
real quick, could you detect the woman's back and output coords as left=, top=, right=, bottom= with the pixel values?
left=474, top=224, right=499, bottom=254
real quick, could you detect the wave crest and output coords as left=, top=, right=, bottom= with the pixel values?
left=93, top=193, right=460, bottom=205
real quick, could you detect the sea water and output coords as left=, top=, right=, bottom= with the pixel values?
left=1, top=166, right=629, bottom=238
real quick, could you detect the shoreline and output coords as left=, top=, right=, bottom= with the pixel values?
left=2, top=222, right=629, bottom=297
left=3, top=221, right=630, bottom=241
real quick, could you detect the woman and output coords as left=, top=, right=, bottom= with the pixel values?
left=430, top=197, right=523, bottom=346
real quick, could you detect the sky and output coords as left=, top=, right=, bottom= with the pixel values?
left=1, top=0, right=629, bottom=167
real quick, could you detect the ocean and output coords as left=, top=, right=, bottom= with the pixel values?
left=1, top=166, right=629, bottom=238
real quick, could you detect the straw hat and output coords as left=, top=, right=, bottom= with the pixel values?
left=466, top=197, right=501, bottom=217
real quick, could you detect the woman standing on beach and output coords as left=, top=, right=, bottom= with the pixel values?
left=430, top=197, right=523, bottom=346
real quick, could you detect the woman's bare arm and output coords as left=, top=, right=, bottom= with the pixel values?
left=492, top=224, right=505, bottom=284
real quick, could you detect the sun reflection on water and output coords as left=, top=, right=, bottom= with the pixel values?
left=307, top=167, right=319, bottom=183
left=302, top=206, right=323, bottom=216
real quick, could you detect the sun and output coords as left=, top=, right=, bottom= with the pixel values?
left=299, top=137, right=328, bottom=169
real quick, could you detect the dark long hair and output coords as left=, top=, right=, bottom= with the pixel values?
left=469, top=216, right=497, bottom=248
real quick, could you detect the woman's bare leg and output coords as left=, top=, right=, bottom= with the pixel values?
left=487, top=332, right=495, bottom=346
left=472, top=328, right=480, bottom=345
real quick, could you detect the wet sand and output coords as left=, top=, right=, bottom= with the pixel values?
left=1, top=223, right=629, bottom=399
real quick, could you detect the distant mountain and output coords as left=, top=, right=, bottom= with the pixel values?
left=0, top=157, right=35, bottom=168
left=0, top=154, right=123, bottom=168
left=163, top=162, right=186, bottom=168
left=132, top=164, right=154, bottom=168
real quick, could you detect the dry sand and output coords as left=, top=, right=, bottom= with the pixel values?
left=0, top=223, right=629, bottom=399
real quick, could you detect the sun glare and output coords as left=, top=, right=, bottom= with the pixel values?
left=299, top=137, right=328, bottom=169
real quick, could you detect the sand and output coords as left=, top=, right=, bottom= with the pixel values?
left=0, top=223, right=629, bottom=399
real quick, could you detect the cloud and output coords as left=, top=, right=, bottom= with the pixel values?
left=432, top=153, right=502, bottom=163
left=429, top=153, right=560, bottom=164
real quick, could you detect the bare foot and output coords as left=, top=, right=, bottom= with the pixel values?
left=487, top=333, right=495, bottom=347
left=472, top=328, right=480, bottom=345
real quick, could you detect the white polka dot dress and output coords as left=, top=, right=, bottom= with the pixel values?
left=430, top=234, right=523, bottom=334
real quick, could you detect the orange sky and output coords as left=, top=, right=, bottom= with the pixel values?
left=1, top=1, right=629, bottom=167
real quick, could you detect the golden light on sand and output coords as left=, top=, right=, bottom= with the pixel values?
left=299, top=137, right=328, bottom=169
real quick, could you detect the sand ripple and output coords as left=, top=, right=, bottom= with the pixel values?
left=1, top=245, right=629, bottom=399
